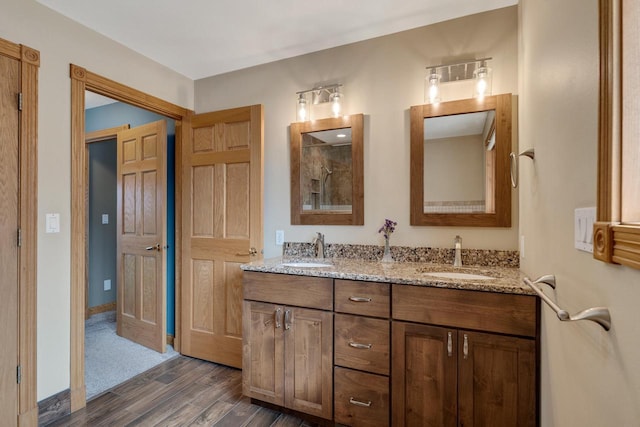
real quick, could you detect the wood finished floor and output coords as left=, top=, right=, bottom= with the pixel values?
left=48, top=356, right=315, bottom=426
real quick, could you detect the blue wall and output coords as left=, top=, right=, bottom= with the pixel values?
left=86, top=101, right=176, bottom=336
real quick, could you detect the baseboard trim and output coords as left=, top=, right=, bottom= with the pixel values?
left=86, top=301, right=116, bottom=318
left=167, top=334, right=175, bottom=347
left=38, top=388, right=70, bottom=426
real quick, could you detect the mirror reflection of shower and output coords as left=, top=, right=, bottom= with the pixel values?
left=321, top=163, right=333, bottom=205
left=301, top=127, right=353, bottom=211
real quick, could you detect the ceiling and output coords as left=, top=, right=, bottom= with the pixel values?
left=37, top=0, right=517, bottom=80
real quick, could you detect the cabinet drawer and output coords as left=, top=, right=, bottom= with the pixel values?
left=243, top=271, right=333, bottom=310
left=392, top=284, right=538, bottom=337
left=334, top=314, right=389, bottom=375
left=335, top=280, right=390, bottom=318
left=334, top=367, right=389, bottom=427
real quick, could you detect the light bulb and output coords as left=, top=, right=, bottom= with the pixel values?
left=297, top=94, right=307, bottom=121
left=473, top=65, right=492, bottom=98
left=330, top=91, right=342, bottom=117
left=425, top=72, right=440, bottom=104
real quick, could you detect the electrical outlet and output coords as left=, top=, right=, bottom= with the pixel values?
left=520, top=235, right=525, bottom=259
left=103, top=279, right=111, bottom=291
left=275, top=230, right=285, bottom=246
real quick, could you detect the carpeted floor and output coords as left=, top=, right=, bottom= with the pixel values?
left=85, top=311, right=178, bottom=400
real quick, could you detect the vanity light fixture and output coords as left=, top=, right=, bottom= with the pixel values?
left=425, top=57, right=493, bottom=101
left=295, top=83, right=343, bottom=121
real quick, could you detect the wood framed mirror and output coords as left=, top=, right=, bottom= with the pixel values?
left=410, top=94, right=512, bottom=227
left=290, top=114, right=364, bottom=225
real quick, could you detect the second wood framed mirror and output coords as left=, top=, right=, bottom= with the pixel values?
left=290, top=114, right=364, bottom=225
left=410, top=94, right=512, bottom=227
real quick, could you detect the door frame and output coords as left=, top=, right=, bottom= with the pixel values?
left=0, top=38, right=39, bottom=425
left=69, top=64, right=192, bottom=411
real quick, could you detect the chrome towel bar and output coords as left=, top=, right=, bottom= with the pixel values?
left=524, top=275, right=611, bottom=331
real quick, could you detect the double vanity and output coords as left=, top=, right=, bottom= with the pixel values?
left=246, top=91, right=534, bottom=425
left=241, top=256, right=539, bottom=426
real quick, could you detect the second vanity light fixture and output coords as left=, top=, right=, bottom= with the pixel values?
left=424, top=57, right=493, bottom=104
left=296, top=83, right=343, bottom=121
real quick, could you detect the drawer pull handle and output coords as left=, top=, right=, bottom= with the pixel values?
left=463, top=334, right=469, bottom=359
left=348, top=342, right=372, bottom=350
left=349, top=397, right=372, bottom=407
left=349, top=296, right=371, bottom=303
left=284, top=309, right=291, bottom=330
left=447, top=331, right=452, bottom=357
left=275, top=308, right=282, bottom=329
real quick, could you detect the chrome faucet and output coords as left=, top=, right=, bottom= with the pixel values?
left=453, top=235, right=462, bottom=267
left=313, top=232, right=325, bottom=259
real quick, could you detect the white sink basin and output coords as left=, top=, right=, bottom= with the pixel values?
left=423, top=271, right=494, bottom=280
left=281, top=262, right=333, bottom=268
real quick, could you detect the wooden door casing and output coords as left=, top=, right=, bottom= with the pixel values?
left=181, top=105, right=263, bottom=368
left=392, top=322, right=457, bottom=427
left=116, top=120, right=167, bottom=353
left=458, top=330, right=536, bottom=427
left=0, top=51, right=20, bottom=426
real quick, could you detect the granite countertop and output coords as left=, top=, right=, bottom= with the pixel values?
left=241, top=257, right=534, bottom=296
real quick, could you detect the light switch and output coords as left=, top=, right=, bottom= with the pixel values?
left=102, top=214, right=109, bottom=225
left=104, top=279, right=111, bottom=291
left=46, top=213, right=60, bottom=233
left=575, top=207, right=596, bottom=253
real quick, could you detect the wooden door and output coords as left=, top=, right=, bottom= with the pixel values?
left=242, top=301, right=284, bottom=405
left=391, top=322, right=457, bottom=427
left=284, top=307, right=333, bottom=420
left=116, top=120, right=167, bottom=353
left=0, top=52, right=20, bottom=426
left=181, top=105, right=263, bottom=368
left=458, top=330, right=536, bottom=427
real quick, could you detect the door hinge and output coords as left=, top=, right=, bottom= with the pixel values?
left=17, top=93, right=23, bottom=111
left=17, top=228, right=22, bottom=247
left=17, top=365, right=21, bottom=384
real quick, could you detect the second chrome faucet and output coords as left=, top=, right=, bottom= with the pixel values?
left=453, top=235, right=462, bottom=267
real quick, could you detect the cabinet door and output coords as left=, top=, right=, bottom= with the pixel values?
left=242, top=301, right=284, bottom=406
left=284, top=307, right=333, bottom=420
left=392, top=322, right=457, bottom=427
left=458, top=330, right=536, bottom=427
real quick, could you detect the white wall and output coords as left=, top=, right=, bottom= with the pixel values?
left=0, top=0, right=193, bottom=400
left=519, top=0, right=640, bottom=424
left=195, top=7, right=519, bottom=258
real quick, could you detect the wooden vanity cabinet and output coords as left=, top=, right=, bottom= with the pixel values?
left=392, top=284, right=538, bottom=427
left=242, top=272, right=333, bottom=420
